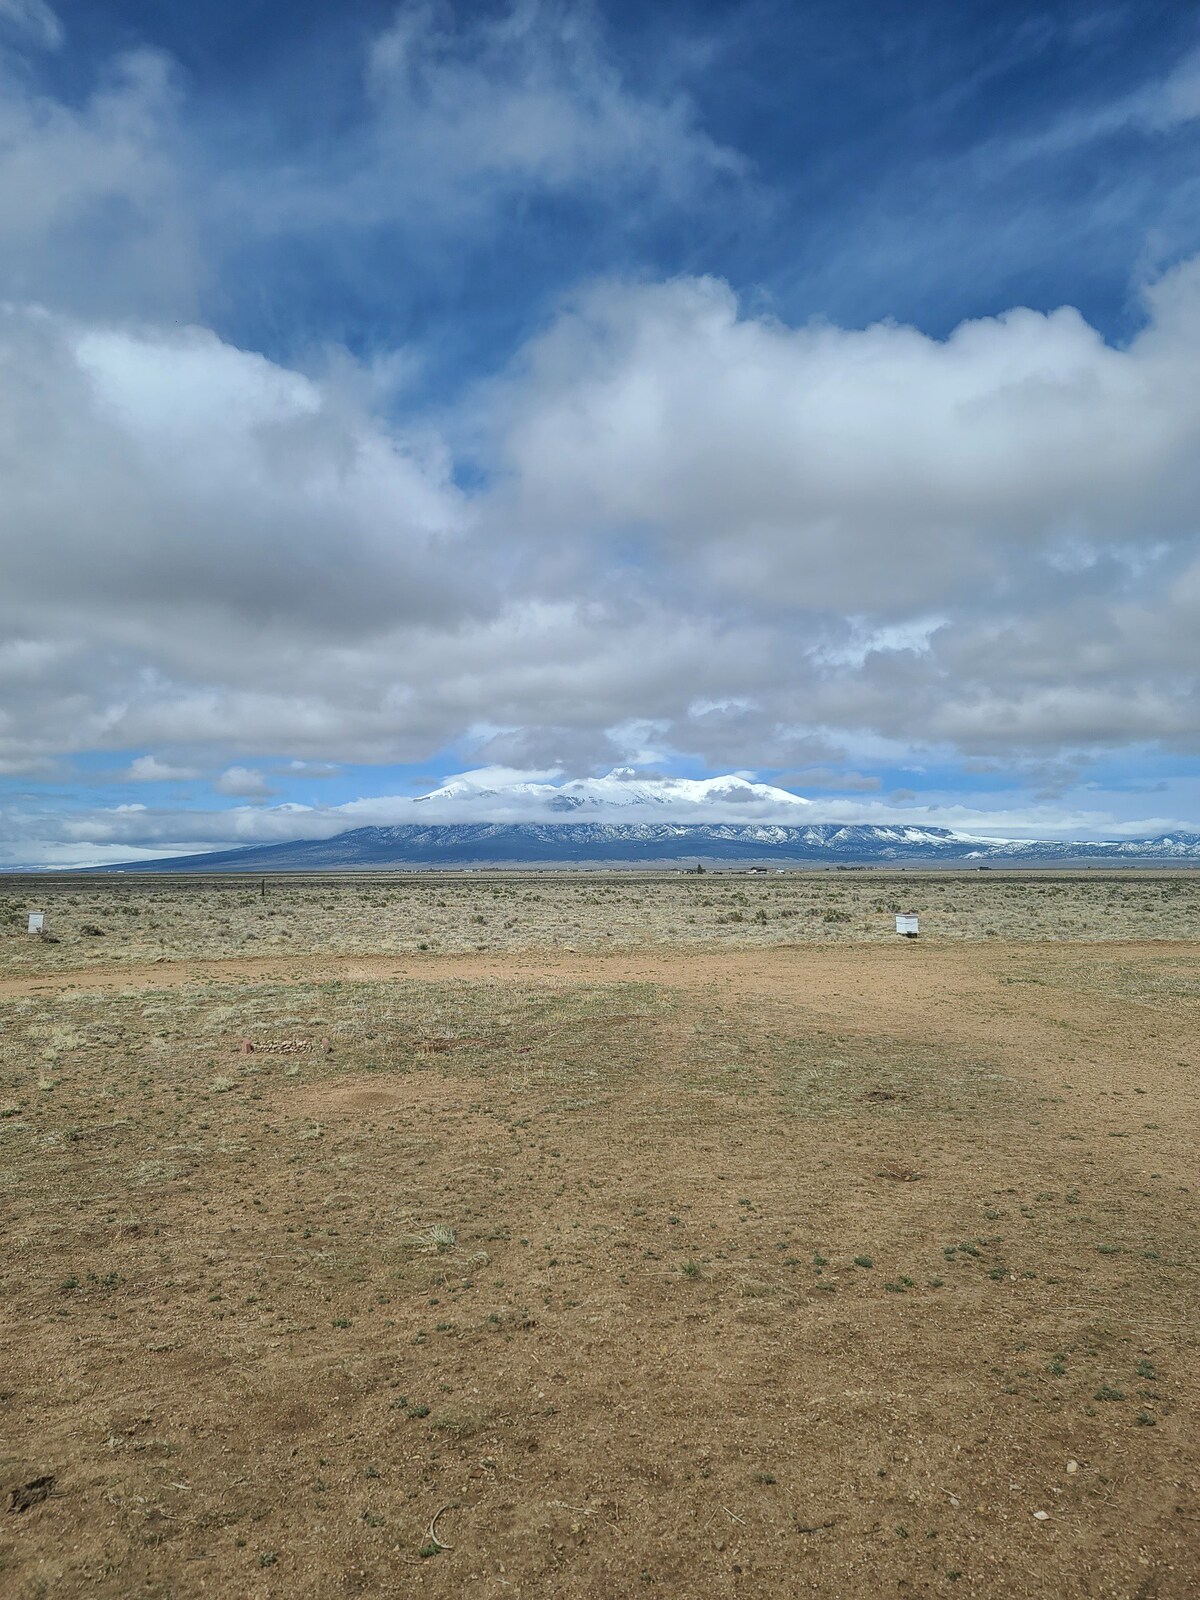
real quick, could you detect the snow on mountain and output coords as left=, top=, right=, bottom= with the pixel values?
left=413, top=768, right=813, bottom=818
left=963, top=831, right=1200, bottom=860
left=69, top=765, right=1200, bottom=872
left=91, top=821, right=1200, bottom=872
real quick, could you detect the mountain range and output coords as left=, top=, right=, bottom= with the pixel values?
left=94, top=821, right=1200, bottom=871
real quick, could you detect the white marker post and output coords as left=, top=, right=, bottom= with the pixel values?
left=895, top=912, right=919, bottom=938
left=27, top=911, right=44, bottom=935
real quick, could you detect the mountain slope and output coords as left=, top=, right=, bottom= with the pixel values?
left=92, top=822, right=1200, bottom=871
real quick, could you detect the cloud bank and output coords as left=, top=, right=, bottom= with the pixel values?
left=5, top=266, right=1200, bottom=790
left=1, top=3, right=1199, bottom=863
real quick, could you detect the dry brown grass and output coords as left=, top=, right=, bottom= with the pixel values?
left=2, top=868, right=1198, bottom=977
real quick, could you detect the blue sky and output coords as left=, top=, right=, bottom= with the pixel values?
left=2, top=0, right=1200, bottom=863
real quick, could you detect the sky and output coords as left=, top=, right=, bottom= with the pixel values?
left=2, top=0, right=1200, bottom=865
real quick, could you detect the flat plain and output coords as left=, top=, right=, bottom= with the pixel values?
left=0, top=871, right=1197, bottom=1599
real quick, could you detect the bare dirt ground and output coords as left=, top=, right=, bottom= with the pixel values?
left=1, top=879, right=1197, bottom=1599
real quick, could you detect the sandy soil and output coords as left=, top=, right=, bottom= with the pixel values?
left=1, top=935, right=1197, bottom=1598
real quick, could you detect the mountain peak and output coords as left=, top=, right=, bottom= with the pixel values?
left=412, top=769, right=812, bottom=818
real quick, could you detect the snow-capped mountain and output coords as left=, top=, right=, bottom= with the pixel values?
left=68, top=767, right=1200, bottom=872
left=413, top=769, right=812, bottom=818
left=94, top=821, right=1200, bottom=872
left=960, top=832, right=1200, bottom=861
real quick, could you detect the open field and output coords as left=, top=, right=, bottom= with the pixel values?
left=1, top=875, right=1197, bottom=1598
left=2, top=869, right=1199, bottom=975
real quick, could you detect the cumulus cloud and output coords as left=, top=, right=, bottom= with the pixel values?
left=0, top=304, right=477, bottom=771
left=489, top=263, right=1200, bottom=755
left=4, top=261, right=1200, bottom=806
left=499, top=269, right=1200, bottom=605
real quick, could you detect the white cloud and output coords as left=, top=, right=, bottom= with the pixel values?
left=125, top=755, right=200, bottom=782
left=0, top=1, right=742, bottom=327
left=975, top=44, right=1200, bottom=169
left=780, top=768, right=882, bottom=793
left=213, top=766, right=275, bottom=798
left=1149, top=48, right=1200, bottom=131
left=4, top=263, right=1200, bottom=798
left=499, top=269, right=1200, bottom=608
left=209, top=1, right=742, bottom=252
left=0, top=0, right=61, bottom=49
left=0, top=304, right=476, bottom=772
left=287, top=760, right=342, bottom=777
left=0, top=47, right=195, bottom=316
left=363, top=1, right=740, bottom=203
left=487, top=263, right=1200, bottom=755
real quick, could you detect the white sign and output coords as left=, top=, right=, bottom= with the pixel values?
left=27, top=912, right=44, bottom=935
left=895, top=913, right=919, bottom=936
